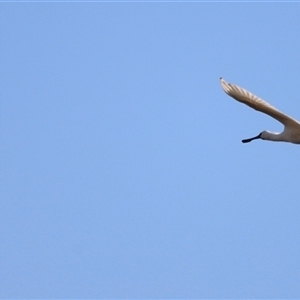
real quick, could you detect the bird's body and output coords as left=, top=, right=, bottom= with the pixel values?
left=220, top=78, right=300, bottom=144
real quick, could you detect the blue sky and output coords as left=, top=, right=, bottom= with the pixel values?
left=1, top=2, right=300, bottom=298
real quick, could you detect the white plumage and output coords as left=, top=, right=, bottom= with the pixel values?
left=220, top=78, right=300, bottom=144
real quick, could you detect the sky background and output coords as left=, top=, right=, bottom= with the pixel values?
left=1, top=2, right=300, bottom=299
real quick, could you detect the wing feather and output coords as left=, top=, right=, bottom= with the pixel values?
left=220, top=78, right=300, bottom=127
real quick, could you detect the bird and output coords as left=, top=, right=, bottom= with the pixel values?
left=220, top=77, right=300, bottom=144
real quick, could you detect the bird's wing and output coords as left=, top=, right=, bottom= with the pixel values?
left=220, top=78, right=300, bottom=127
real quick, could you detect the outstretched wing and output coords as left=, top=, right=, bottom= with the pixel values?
left=220, top=77, right=300, bottom=127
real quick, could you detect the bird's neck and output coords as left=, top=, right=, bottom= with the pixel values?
left=263, top=131, right=287, bottom=142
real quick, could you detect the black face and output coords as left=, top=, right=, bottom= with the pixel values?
left=241, top=133, right=262, bottom=143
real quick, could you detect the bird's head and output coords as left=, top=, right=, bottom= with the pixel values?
left=260, top=130, right=271, bottom=140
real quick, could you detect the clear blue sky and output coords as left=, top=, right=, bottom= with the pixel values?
left=1, top=2, right=300, bottom=298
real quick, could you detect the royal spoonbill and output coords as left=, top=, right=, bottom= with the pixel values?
left=220, top=78, right=300, bottom=144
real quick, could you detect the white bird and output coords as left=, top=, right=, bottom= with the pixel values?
left=220, top=78, right=300, bottom=144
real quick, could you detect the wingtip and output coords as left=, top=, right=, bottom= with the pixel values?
left=220, top=77, right=226, bottom=85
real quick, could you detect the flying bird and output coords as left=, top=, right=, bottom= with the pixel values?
left=220, top=78, right=300, bottom=144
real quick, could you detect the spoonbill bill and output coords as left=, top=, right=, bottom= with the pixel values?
left=220, top=78, right=300, bottom=144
